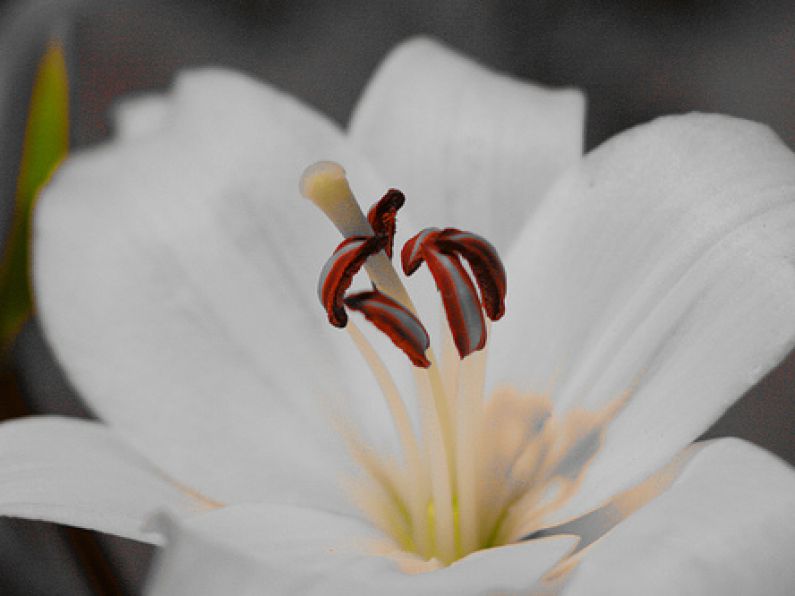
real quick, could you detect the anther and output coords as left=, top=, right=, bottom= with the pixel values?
left=402, top=227, right=440, bottom=275
left=302, top=162, right=411, bottom=306
left=344, top=290, right=431, bottom=368
left=367, top=189, right=405, bottom=259
left=434, top=229, right=506, bottom=321
left=401, top=228, right=507, bottom=359
left=318, top=235, right=388, bottom=327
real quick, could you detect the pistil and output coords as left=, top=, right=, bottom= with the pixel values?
left=344, top=320, right=430, bottom=555
left=301, top=162, right=456, bottom=560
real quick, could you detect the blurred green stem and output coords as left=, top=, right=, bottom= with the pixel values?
left=0, top=39, right=69, bottom=360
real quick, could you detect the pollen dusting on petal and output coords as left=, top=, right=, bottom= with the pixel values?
left=483, top=387, right=553, bottom=466
left=484, top=390, right=629, bottom=545
left=169, top=478, right=225, bottom=512
left=367, top=539, right=444, bottom=575
left=534, top=444, right=699, bottom=587
left=335, top=420, right=418, bottom=552
left=345, top=382, right=628, bottom=565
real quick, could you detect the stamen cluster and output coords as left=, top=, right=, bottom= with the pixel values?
left=317, top=189, right=431, bottom=367
left=301, top=161, right=526, bottom=565
left=317, top=189, right=506, bottom=367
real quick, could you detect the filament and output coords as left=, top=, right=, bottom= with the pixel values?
left=346, top=321, right=431, bottom=556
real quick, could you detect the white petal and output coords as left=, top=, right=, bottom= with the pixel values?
left=563, top=438, right=795, bottom=596
left=527, top=444, right=701, bottom=553
left=0, top=416, right=207, bottom=543
left=34, top=68, right=396, bottom=509
left=349, top=37, right=585, bottom=252
left=490, top=113, right=795, bottom=522
left=146, top=503, right=575, bottom=595
left=111, top=93, right=173, bottom=140
left=489, top=113, right=795, bottom=525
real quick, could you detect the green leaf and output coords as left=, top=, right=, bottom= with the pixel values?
left=0, top=39, right=69, bottom=357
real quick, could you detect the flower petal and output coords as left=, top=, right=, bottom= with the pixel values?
left=146, top=503, right=575, bottom=595
left=34, top=68, right=397, bottom=509
left=0, top=416, right=207, bottom=543
left=489, top=113, right=795, bottom=525
left=112, top=93, right=173, bottom=140
left=349, top=37, right=585, bottom=252
left=562, top=438, right=795, bottom=596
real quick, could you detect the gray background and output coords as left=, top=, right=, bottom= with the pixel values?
left=1, top=0, right=794, bottom=593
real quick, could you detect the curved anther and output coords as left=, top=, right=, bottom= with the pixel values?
left=401, top=227, right=440, bottom=275
left=344, top=290, right=431, bottom=368
left=401, top=227, right=507, bottom=359
left=367, top=189, right=405, bottom=259
left=318, top=235, right=388, bottom=327
left=435, top=229, right=506, bottom=321
left=422, top=249, right=487, bottom=359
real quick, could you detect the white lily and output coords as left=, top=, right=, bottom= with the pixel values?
left=2, top=37, right=795, bottom=594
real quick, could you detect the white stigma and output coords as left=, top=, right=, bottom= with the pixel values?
left=299, top=161, right=372, bottom=238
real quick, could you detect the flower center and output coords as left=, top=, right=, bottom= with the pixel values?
left=300, top=162, right=617, bottom=566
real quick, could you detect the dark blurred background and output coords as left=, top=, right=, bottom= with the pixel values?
left=1, top=0, right=794, bottom=593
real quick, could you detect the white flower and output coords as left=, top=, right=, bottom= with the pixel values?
left=2, top=37, right=795, bottom=595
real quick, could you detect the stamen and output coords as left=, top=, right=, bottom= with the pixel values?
left=302, top=162, right=515, bottom=565
left=344, top=291, right=431, bottom=368
left=434, top=229, right=506, bottom=321
left=345, top=320, right=431, bottom=556
left=300, top=165, right=627, bottom=566
left=402, top=228, right=509, bottom=359
left=423, top=250, right=486, bottom=358
left=301, top=161, right=410, bottom=308
left=439, top=309, right=461, bottom=406
left=318, top=235, right=388, bottom=327
left=367, top=189, right=405, bottom=259
left=454, top=335, right=489, bottom=556
left=401, top=227, right=440, bottom=275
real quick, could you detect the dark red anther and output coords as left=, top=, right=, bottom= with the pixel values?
left=434, top=229, right=506, bottom=321
left=367, top=189, right=405, bottom=259
left=401, top=227, right=507, bottom=359
left=318, top=235, right=388, bottom=327
left=424, top=249, right=486, bottom=358
left=401, top=227, right=440, bottom=275
left=344, top=290, right=431, bottom=368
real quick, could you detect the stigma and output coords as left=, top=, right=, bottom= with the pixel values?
left=299, top=161, right=372, bottom=237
